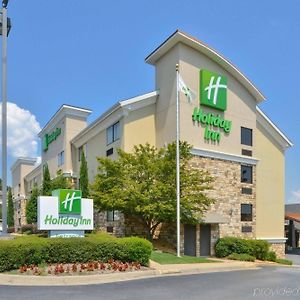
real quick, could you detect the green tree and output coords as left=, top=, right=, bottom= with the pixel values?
left=7, top=187, right=14, bottom=227
left=26, top=185, right=39, bottom=224
left=42, top=164, right=51, bottom=196
left=79, top=151, right=89, bottom=197
left=51, top=169, right=72, bottom=190
left=91, top=142, right=214, bottom=240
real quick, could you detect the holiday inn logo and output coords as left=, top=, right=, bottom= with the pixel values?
left=52, top=189, right=82, bottom=215
left=200, top=69, right=227, bottom=111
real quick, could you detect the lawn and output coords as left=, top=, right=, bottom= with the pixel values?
left=150, top=251, right=218, bottom=264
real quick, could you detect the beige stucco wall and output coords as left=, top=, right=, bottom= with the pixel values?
left=123, top=104, right=156, bottom=152
left=155, top=42, right=256, bottom=156
left=179, top=44, right=256, bottom=156
left=24, top=165, right=42, bottom=195
left=255, top=122, right=285, bottom=239
left=155, top=44, right=180, bottom=148
left=72, top=109, right=124, bottom=184
left=41, top=115, right=87, bottom=178
left=11, top=163, right=36, bottom=197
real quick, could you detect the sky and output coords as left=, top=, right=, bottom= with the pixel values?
left=0, top=0, right=299, bottom=203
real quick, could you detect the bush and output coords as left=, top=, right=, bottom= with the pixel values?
left=227, top=253, right=255, bottom=262
left=276, top=258, right=292, bottom=265
left=266, top=251, right=277, bottom=262
left=215, top=237, right=269, bottom=260
left=0, top=233, right=152, bottom=272
left=7, top=227, right=15, bottom=234
left=21, top=224, right=38, bottom=234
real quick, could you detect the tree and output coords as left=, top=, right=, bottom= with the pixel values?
left=91, top=142, right=214, bottom=240
left=26, top=185, right=39, bottom=224
left=42, top=164, right=51, bottom=196
left=7, top=187, right=14, bottom=227
left=79, top=150, right=89, bottom=197
left=51, top=169, right=72, bottom=190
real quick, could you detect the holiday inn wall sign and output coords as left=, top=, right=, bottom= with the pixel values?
left=192, top=69, right=232, bottom=142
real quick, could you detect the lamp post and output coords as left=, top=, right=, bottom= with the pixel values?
left=1, top=0, right=11, bottom=235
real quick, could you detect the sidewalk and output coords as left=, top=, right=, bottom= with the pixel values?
left=150, top=258, right=259, bottom=275
left=0, top=259, right=260, bottom=286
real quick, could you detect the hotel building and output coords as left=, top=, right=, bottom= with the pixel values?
left=11, top=30, right=292, bottom=257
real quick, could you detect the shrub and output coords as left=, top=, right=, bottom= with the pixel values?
left=266, top=251, right=277, bottom=262
left=276, top=258, right=292, bottom=265
left=21, top=224, right=38, bottom=234
left=0, top=233, right=152, bottom=272
left=227, top=253, right=255, bottom=262
left=215, top=237, right=269, bottom=260
left=7, top=227, right=15, bottom=234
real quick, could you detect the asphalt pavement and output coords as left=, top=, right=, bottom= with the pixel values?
left=1, top=266, right=300, bottom=300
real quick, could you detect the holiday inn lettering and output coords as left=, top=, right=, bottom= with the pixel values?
left=43, top=215, right=92, bottom=227
left=192, top=108, right=232, bottom=142
left=43, top=127, right=62, bottom=151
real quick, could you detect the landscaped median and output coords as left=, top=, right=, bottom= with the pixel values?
left=0, top=233, right=153, bottom=274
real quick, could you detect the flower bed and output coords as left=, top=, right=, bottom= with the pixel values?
left=17, top=260, right=143, bottom=276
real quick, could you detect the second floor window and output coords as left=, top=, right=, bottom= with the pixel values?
left=107, top=122, right=120, bottom=145
left=241, top=127, right=253, bottom=146
left=58, top=151, right=65, bottom=166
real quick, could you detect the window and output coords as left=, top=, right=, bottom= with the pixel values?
left=106, top=148, right=113, bottom=157
left=242, top=149, right=252, bottom=157
left=241, top=187, right=252, bottom=195
left=242, top=226, right=252, bottom=232
left=58, top=151, right=65, bottom=166
left=241, top=127, right=253, bottom=146
left=107, top=210, right=119, bottom=221
left=241, top=204, right=253, bottom=221
left=106, top=122, right=120, bottom=145
left=107, top=210, right=114, bottom=222
left=241, top=165, right=252, bottom=183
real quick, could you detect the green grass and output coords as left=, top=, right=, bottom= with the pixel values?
left=276, top=258, right=293, bottom=265
left=150, top=251, right=218, bottom=264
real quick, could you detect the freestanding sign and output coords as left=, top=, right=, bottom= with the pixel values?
left=37, top=189, right=94, bottom=238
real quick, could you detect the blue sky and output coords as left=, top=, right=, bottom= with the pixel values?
left=2, top=0, right=300, bottom=202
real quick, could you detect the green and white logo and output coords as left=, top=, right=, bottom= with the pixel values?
left=43, top=127, right=62, bottom=151
left=200, top=69, right=227, bottom=111
left=52, top=189, right=81, bottom=215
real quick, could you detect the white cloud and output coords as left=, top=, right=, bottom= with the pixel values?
left=0, top=102, right=41, bottom=158
left=286, top=190, right=300, bottom=204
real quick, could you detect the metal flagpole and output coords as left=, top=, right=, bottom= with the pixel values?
left=1, top=1, right=8, bottom=235
left=176, top=64, right=181, bottom=257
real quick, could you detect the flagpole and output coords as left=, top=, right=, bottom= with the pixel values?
left=176, top=64, right=181, bottom=257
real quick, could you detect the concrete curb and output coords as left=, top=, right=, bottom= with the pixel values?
left=0, top=270, right=158, bottom=286
left=0, top=261, right=261, bottom=286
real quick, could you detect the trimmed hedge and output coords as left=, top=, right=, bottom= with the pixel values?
left=227, top=253, right=255, bottom=262
left=0, top=233, right=152, bottom=272
left=215, top=237, right=270, bottom=260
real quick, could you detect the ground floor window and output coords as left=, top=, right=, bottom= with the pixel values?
left=241, top=204, right=252, bottom=221
left=107, top=210, right=120, bottom=222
